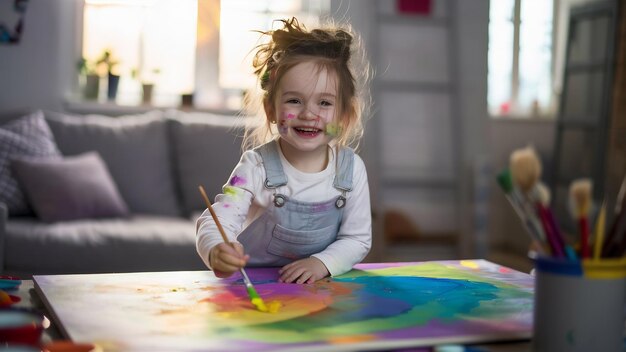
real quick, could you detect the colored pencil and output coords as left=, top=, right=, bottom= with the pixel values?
left=198, top=185, right=268, bottom=312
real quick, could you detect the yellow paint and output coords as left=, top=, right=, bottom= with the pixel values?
left=460, top=260, right=479, bottom=269
left=267, top=300, right=283, bottom=314
left=251, top=297, right=268, bottom=312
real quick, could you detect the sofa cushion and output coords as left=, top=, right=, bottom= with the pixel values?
left=0, top=111, right=61, bottom=216
left=12, top=152, right=129, bottom=222
left=44, top=111, right=181, bottom=216
left=5, top=215, right=205, bottom=275
left=167, top=110, right=245, bottom=215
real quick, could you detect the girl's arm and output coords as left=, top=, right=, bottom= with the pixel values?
left=311, top=155, right=372, bottom=276
left=196, top=151, right=259, bottom=270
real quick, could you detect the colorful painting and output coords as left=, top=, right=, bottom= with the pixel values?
left=34, top=260, right=534, bottom=351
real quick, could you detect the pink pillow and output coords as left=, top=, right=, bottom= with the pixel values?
left=11, top=152, right=129, bottom=222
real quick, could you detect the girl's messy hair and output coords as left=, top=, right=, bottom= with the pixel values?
left=241, top=17, right=371, bottom=151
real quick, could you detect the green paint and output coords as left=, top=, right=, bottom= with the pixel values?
left=339, top=263, right=520, bottom=289
left=325, top=123, right=341, bottom=137
left=246, top=284, right=268, bottom=312
left=223, top=186, right=244, bottom=200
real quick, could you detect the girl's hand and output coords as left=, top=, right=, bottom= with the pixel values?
left=278, top=257, right=329, bottom=284
left=209, top=242, right=248, bottom=278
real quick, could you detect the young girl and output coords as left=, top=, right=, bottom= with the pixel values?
left=196, top=18, right=371, bottom=284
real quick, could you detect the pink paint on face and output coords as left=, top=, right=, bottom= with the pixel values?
left=274, top=61, right=338, bottom=155
left=278, top=119, right=289, bottom=134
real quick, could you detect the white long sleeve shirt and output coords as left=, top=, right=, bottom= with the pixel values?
left=196, top=144, right=372, bottom=276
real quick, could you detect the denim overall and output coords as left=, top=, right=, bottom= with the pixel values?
left=237, top=141, right=354, bottom=267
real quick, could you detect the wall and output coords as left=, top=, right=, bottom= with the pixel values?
left=0, top=0, right=79, bottom=113
left=453, top=0, right=490, bottom=257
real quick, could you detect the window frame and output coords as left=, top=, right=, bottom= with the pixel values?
left=488, top=0, right=560, bottom=119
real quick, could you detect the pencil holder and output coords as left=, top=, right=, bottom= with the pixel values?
left=533, top=256, right=626, bottom=352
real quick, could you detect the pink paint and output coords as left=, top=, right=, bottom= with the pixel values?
left=229, top=175, right=246, bottom=187
left=498, top=267, right=512, bottom=274
left=312, top=203, right=330, bottom=213
left=285, top=113, right=295, bottom=120
left=278, top=120, right=289, bottom=134
left=200, top=291, right=249, bottom=311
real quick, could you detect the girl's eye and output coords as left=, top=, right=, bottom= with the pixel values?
left=286, top=98, right=301, bottom=104
left=320, top=100, right=333, bottom=107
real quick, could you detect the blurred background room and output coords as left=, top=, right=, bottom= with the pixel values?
left=0, top=0, right=623, bottom=275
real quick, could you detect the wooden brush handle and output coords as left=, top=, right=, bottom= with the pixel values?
left=198, top=185, right=230, bottom=244
left=579, top=217, right=590, bottom=258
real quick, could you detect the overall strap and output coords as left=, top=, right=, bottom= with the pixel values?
left=333, top=147, right=354, bottom=192
left=255, top=140, right=287, bottom=188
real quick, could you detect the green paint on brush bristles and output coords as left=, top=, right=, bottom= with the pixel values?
left=496, top=168, right=514, bottom=193
left=246, top=285, right=268, bottom=312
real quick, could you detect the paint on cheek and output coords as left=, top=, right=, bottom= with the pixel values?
left=325, top=123, right=341, bottom=137
left=229, top=175, right=246, bottom=187
left=285, top=113, right=296, bottom=120
left=278, top=119, right=289, bottom=134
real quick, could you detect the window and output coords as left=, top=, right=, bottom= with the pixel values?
left=82, top=0, right=197, bottom=106
left=488, top=0, right=555, bottom=118
left=81, top=0, right=329, bottom=110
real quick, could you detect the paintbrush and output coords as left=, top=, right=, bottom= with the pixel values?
left=602, top=173, right=626, bottom=257
left=508, top=146, right=557, bottom=255
left=537, top=183, right=578, bottom=261
left=535, top=183, right=566, bottom=258
left=569, top=179, right=592, bottom=258
left=593, top=200, right=607, bottom=260
left=496, top=169, right=548, bottom=255
left=198, top=185, right=268, bottom=312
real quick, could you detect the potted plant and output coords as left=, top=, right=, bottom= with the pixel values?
left=77, top=57, right=100, bottom=100
left=96, top=49, right=120, bottom=101
left=132, top=67, right=161, bottom=104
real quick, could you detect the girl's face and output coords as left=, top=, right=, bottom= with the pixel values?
left=269, top=61, right=339, bottom=156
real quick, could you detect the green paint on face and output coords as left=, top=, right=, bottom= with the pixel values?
left=325, top=123, right=341, bottom=137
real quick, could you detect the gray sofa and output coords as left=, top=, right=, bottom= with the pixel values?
left=0, top=109, right=244, bottom=277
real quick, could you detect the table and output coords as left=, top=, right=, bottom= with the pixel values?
left=29, top=260, right=535, bottom=351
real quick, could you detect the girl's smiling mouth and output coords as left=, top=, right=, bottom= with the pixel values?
left=293, top=126, right=323, bottom=138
